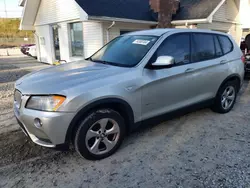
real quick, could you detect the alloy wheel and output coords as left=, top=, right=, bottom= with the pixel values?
left=85, top=118, right=120, bottom=155
left=221, top=86, right=235, bottom=110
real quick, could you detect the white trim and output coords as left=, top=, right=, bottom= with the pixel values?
left=18, top=0, right=26, bottom=6
left=19, top=0, right=40, bottom=31
left=88, top=16, right=158, bottom=24
left=19, top=24, right=34, bottom=30
left=171, top=0, right=226, bottom=25
left=34, top=19, right=82, bottom=26
left=19, top=0, right=27, bottom=30
left=75, top=2, right=88, bottom=21
left=207, top=0, right=226, bottom=22
left=171, top=18, right=209, bottom=25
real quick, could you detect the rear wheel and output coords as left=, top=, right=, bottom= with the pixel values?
left=211, top=81, right=238, bottom=114
left=74, top=109, right=126, bottom=160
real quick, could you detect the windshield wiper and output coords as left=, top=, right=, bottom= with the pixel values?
left=89, top=59, right=130, bottom=67
left=87, top=57, right=94, bottom=62
left=87, top=57, right=112, bottom=65
left=91, top=59, right=117, bottom=66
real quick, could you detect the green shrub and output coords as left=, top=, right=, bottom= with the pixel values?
left=0, top=18, right=33, bottom=38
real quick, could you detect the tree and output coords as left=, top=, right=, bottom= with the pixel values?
left=150, top=0, right=180, bottom=28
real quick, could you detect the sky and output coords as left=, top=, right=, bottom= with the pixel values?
left=0, top=0, right=23, bottom=18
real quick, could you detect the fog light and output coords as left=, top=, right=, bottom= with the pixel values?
left=34, top=118, right=42, bottom=128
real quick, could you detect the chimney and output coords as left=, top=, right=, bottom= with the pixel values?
left=150, top=0, right=180, bottom=28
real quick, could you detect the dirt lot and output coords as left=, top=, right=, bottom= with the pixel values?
left=0, top=56, right=250, bottom=188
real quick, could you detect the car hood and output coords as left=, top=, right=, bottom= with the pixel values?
left=16, top=60, right=128, bottom=95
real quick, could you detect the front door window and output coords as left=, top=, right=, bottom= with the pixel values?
left=152, top=33, right=191, bottom=65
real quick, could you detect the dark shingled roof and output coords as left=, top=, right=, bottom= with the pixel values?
left=173, top=0, right=222, bottom=20
left=75, top=0, right=222, bottom=22
left=75, top=0, right=158, bottom=22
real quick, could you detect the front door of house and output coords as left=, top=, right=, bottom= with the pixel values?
left=52, top=26, right=60, bottom=60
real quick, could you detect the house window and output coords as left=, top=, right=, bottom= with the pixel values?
left=70, top=22, right=83, bottom=56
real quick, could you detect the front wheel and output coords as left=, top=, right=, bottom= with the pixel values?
left=74, top=109, right=126, bottom=160
left=211, top=81, right=238, bottom=114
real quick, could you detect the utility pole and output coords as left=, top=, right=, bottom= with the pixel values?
left=3, top=0, right=8, bottom=18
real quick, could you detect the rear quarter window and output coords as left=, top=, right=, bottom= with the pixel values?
left=218, top=35, right=233, bottom=54
left=214, top=36, right=223, bottom=57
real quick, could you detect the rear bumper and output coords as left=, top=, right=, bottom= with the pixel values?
left=14, top=96, right=75, bottom=148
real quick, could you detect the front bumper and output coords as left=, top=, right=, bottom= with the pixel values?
left=14, top=95, right=75, bottom=148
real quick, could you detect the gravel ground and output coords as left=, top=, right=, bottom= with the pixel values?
left=0, top=56, right=250, bottom=188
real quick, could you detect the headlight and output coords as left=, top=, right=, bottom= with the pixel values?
left=26, top=95, right=66, bottom=111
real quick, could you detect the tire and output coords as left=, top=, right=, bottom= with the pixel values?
left=211, top=80, right=238, bottom=114
left=74, top=109, right=126, bottom=160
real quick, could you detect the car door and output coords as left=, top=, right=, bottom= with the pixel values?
left=141, top=33, right=200, bottom=120
left=189, top=33, right=230, bottom=102
left=141, top=32, right=226, bottom=121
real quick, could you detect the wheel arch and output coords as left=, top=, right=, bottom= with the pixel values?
left=217, top=74, right=241, bottom=95
left=65, top=98, right=135, bottom=144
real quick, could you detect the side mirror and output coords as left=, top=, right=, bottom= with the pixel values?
left=151, top=56, right=174, bottom=68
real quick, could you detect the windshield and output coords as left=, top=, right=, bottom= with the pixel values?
left=90, top=35, right=158, bottom=67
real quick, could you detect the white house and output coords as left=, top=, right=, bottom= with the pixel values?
left=171, top=0, right=250, bottom=44
left=19, top=0, right=157, bottom=64
left=239, top=0, right=250, bottom=37
left=19, top=0, right=250, bottom=64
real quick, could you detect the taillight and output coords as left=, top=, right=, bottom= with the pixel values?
left=241, top=55, right=246, bottom=64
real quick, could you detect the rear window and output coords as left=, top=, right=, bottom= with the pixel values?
left=218, top=35, right=233, bottom=54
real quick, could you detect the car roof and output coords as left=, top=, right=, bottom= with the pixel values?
left=126, top=29, right=229, bottom=37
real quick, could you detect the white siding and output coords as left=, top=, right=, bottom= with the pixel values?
left=83, top=22, right=103, bottom=58
left=34, top=21, right=153, bottom=64
left=102, top=22, right=152, bottom=44
left=197, top=22, right=241, bottom=44
left=197, top=22, right=232, bottom=31
left=229, top=24, right=242, bottom=44
left=240, top=0, right=250, bottom=28
left=34, top=33, right=41, bottom=61
left=213, top=0, right=240, bottom=22
left=197, top=0, right=242, bottom=44
left=36, top=21, right=85, bottom=64
left=35, top=25, right=54, bottom=64
left=35, top=0, right=87, bottom=26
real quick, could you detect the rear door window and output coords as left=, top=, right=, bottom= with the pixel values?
left=218, top=35, right=233, bottom=54
left=192, top=33, right=215, bottom=62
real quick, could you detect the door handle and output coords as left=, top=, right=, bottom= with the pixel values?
left=220, top=60, right=227, bottom=64
left=185, top=68, right=195, bottom=73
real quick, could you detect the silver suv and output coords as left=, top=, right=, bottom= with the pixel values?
left=14, top=29, right=245, bottom=160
